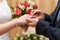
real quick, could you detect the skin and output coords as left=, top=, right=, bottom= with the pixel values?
left=0, top=14, right=31, bottom=35
left=27, top=9, right=44, bottom=27
left=0, top=0, right=44, bottom=34
left=0, top=0, right=31, bottom=34
left=30, top=9, right=44, bottom=20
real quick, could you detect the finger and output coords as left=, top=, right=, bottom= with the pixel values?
left=30, top=9, right=43, bottom=16
left=32, top=10, right=41, bottom=15
left=20, top=24, right=28, bottom=30
left=26, top=18, right=39, bottom=22
left=28, top=22, right=35, bottom=27
left=30, top=10, right=34, bottom=15
left=32, top=10, right=44, bottom=16
left=24, top=24, right=29, bottom=31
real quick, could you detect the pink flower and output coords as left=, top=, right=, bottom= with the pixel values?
left=22, top=2, right=29, bottom=7
left=15, top=4, right=18, bottom=8
left=33, top=4, right=38, bottom=9
left=27, top=9, right=32, bottom=14
left=14, top=8, right=22, bottom=15
left=15, top=3, right=20, bottom=8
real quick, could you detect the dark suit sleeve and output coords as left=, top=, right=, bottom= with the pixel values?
left=36, top=20, right=60, bottom=40
left=44, top=13, right=51, bottom=22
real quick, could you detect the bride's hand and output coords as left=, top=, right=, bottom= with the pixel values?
left=16, top=14, right=31, bottom=31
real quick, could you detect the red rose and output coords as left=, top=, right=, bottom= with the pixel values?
left=22, top=2, right=29, bottom=7
left=14, top=8, right=22, bottom=15
left=27, top=9, right=32, bottom=14
left=33, top=4, right=38, bottom=9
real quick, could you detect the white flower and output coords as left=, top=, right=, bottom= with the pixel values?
left=19, top=5, right=25, bottom=10
left=28, top=27, right=36, bottom=34
left=29, top=2, right=34, bottom=8
left=21, top=37, right=23, bottom=40
left=22, top=27, right=36, bottom=37
left=31, top=2, right=35, bottom=5
left=34, top=37, right=37, bottom=39
left=28, top=0, right=32, bottom=4
left=26, top=27, right=35, bottom=34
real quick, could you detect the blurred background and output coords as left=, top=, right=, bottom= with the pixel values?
left=7, top=0, right=58, bottom=40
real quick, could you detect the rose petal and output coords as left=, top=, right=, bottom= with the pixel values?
left=14, top=8, right=22, bottom=15
left=27, top=9, right=32, bottom=14
left=22, top=2, right=29, bottom=7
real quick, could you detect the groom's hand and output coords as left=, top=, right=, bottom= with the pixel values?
left=27, top=18, right=39, bottom=27
left=30, top=9, right=44, bottom=20
left=26, top=9, right=44, bottom=27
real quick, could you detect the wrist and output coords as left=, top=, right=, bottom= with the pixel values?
left=35, top=19, right=40, bottom=27
left=12, top=18, right=19, bottom=27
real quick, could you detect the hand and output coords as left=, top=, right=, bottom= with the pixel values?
left=16, top=14, right=31, bottom=31
left=27, top=18, right=39, bottom=27
left=30, top=9, right=44, bottom=20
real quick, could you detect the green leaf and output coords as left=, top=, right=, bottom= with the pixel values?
left=9, top=6, right=14, bottom=12
left=14, top=34, right=20, bottom=40
left=24, top=0, right=27, bottom=2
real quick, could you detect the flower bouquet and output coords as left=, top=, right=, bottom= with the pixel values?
left=10, top=0, right=38, bottom=18
left=14, top=33, right=40, bottom=40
